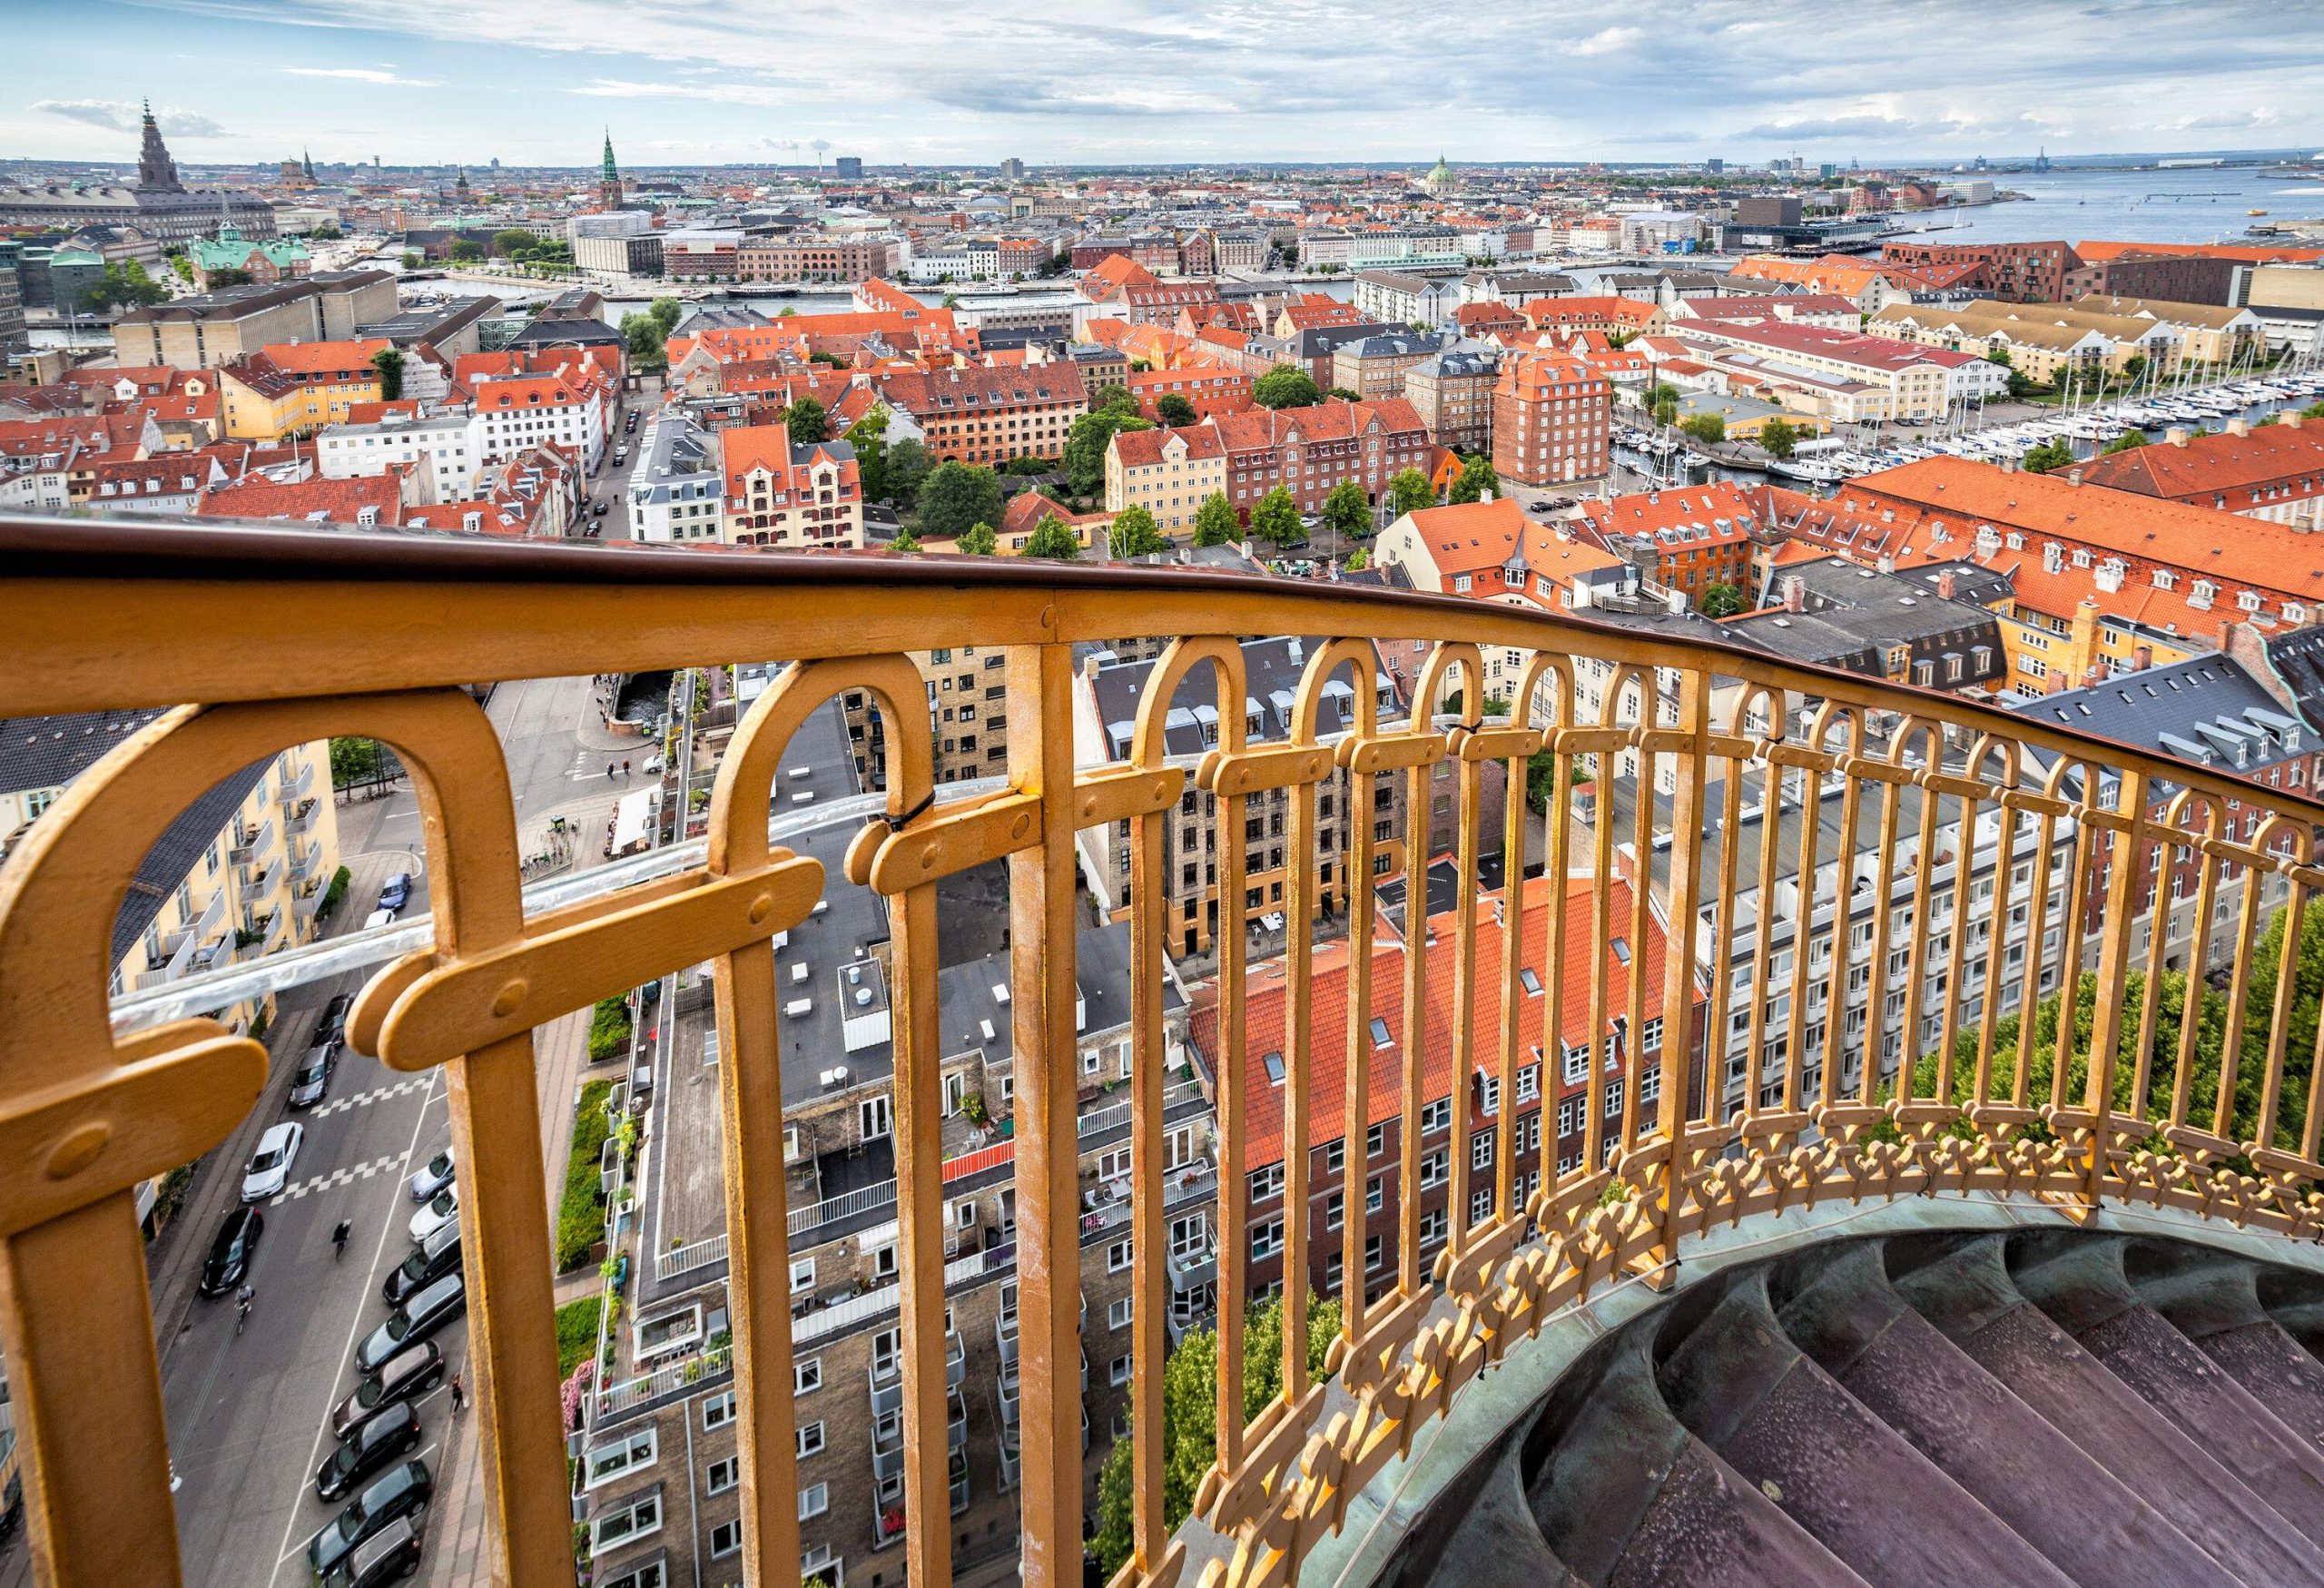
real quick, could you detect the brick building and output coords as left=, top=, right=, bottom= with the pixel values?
left=716, top=428, right=865, bottom=548
left=1572, top=481, right=1763, bottom=608
left=1403, top=346, right=1499, bottom=455
left=736, top=237, right=906, bottom=284
left=873, top=365, right=1088, bottom=469
left=1878, top=240, right=2083, bottom=302
left=1491, top=348, right=1611, bottom=487
left=1210, top=398, right=1431, bottom=521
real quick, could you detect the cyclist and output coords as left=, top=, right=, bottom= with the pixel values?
left=332, top=1219, right=351, bottom=1260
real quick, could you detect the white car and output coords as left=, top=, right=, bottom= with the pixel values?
left=241, top=1121, right=305, bottom=1203
left=409, top=1187, right=458, bottom=1245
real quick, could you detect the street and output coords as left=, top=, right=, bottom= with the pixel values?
left=0, top=673, right=643, bottom=1588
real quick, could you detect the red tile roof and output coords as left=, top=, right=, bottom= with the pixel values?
left=2073, top=420, right=2324, bottom=503
left=192, top=471, right=404, bottom=527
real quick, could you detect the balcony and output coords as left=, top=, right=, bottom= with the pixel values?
left=7, top=520, right=2324, bottom=1588
left=283, top=795, right=320, bottom=838
left=871, top=1384, right=968, bottom=1484
left=867, top=1327, right=964, bottom=1416
left=225, top=817, right=271, bottom=867
left=1167, top=1235, right=1217, bottom=1295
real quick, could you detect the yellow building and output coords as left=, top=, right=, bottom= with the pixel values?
left=1103, top=424, right=1226, bottom=532
left=217, top=339, right=389, bottom=439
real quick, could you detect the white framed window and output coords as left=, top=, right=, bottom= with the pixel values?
left=943, top=1070, right=967, bottom=1115
left=797, top=1417, right=827, bottom=1458
left=1366, top=1175, right=1384, bottom=1212
left=705, top=1456, right=738, bottom=1495
left=711, top=1519, right=742, bottom=1558
left=800, top=1544, right=842, bottom=1588
left=790, top=1257, right=814, bottom=1296
left=584, top=1426, right=657, bottom=1490
left=590, top=1490, right=663, bottom=1553
left=1097, top=1145, right=1132, bottom=1183
left=1367, top=1122, right=1386, bottom=1158
left=791, top=1354, right=821, bottom=1396
left=1471, top=1130, right=1493, bottom=1172
left=1110, top=1353, right=1132, bottom=1387
left=1420, top=1099, right=1451, bottom=1135
left=1108, top=1297, right=1134, bottom=1330
left=1420, top=1149, right=1448, bottom=1189
left=1515, top=1065, right=1540, bottom=1104
left=601, top=1561, right=665, bottom=1588
left=1108, top=1238, right=1133, bottom=1273
left=1250, top=1217, right=1284, bottom=1261
left=860, top=1095, right=891, bottom=1141
left=799, top=1483, right=830, bottom=1521
left=1248, top=1164, right=1285, bottom=1204
left=955, top=1197, right=977, bottom=1230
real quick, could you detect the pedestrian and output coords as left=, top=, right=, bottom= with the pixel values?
left=449, top=1372, right=466, bottom=1415
left=622, top=758, right=631, bottom=778
left=606, top=761, right=616, bottom=781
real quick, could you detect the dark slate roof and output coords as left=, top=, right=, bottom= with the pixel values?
left=1086, top=635, right=1405, bottom=763
left=1734, top=555, right=2004, bottom=679
left=504, top=315, right=624, bottom=350
left=2261, top=626, right=2324, bottom=735
left=1894, top=557, right=2016, bottom=608
left=2006, top=652, right=2311, bottom=777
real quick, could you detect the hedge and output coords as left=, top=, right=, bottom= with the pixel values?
left=586, top=995, right=633, bottom=1062
left=556, top=1295, right=606, bottom=1377
left=555, top=1079, right=616, bottom=1271
left=319, top=865, right=351, bottom=918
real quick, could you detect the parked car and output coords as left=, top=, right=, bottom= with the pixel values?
left=354, top=1271, right=466, bottom=1374
left=385, top=1223, right=461, bottom=1307
left=409, top=1187, right=458, bottom=1245
left=320, top=1515, right=425, bottom=1588
left=315, top=1403, right=423, bottom=1503
left=288, top=1043, right=335, bottom=1110
left=331, top=1340, right=447, bottom=1438
left=363, top=907, right=396, bottom=932
left=307, top=1461, right=432, bottom=1579
left=314, top=992, right=354, bottom=1053
left=240, top=1121, right=303, bottom=1203
left=408, top=1149, right=455, bottom=1203
left=196, top=1207, right=262, bottom=1297
left=378, top=873, right=412, bottom=912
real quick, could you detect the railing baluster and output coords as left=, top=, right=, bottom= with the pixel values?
left=1279, top=744, right=1317, bottom=1396
left=1814, top=709, right=1864, bottom=1111
left=1970, top=745, right=2023, bottom=1109
left=2050, top=767, right=2102, bottom=1112
left=1621, top=671, right=1657, bottom=1158
left=2250, top=824, right=2310, bottom=1156
left=1337, top=738, right=1378, bottom=1346
left=2213, top=838, right=2270, bottom=1140
left=1446, top=667, right=1484, bottom=1248
left=1128, top=724, right=1171, bottom=1574
left=2083, top=770, right=2151, bottom=1205
left=2169, top=833, right=2227, bottom=1131
left=1005, top=642, right=1086, bottom=1588
left=2012, top=792, right=2064, bottom=1110
left=1654, top=672, right=1710, bottom=1258
left=1861, top=733, right=1911, bottom=1108
left=1535, top=686, right=1574, bottom=1204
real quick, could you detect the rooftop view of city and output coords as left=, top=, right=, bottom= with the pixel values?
left=3, top=6, right=2324, bottom=1588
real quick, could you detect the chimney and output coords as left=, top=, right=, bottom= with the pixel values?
left=2227, top=418, right=2250, bottom=438
left=1480, top=488, right=1494, bottom=503
left=2046, top=670, right=2068, bottom=695
left=2131, top=644, right=2152, bottom=673
left=1781, top=575, right=1806, bottom=614
left=2284, top=412, right=2305, bottom=429
left=2166, top=427, right=2191, bottom=448
left=1935, top=568, right=1958, bottom=601
left=1876, top=554, right=1896, bottom=574
left=2065, top=467, right=2083, bottom=487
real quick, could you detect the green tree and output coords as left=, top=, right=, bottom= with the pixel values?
left=1345, top=546, right=1371, bottom=571
left=1326, top=386, right=1362, bottom=402
left=2022, top=438, right=2076, bottom=474
left=493, top=227, right=537, bottom=259
left=1021, top=514, right=1085, bottom=560
left=1679, top=412, right=1727, bottom=447
left=1155, top=393, right=1197, bottom=427
left=1653, top=395, right=1680, bottom=428
left=310, top=226, right=342, bottom=241
left=1758, top=417, right=1800, bottom=460
left=85, top=259, right=166, bottom=311
left=369, top=347, right=406, bottom=401
left=399, top=252, right=422, bottom=271
left=887, top=522, right=921, bottom=553
left=1193, top=491, right=1239, bottom=547
left=1387, top=467, right=1434, bottom=518
left=619, top=296, right=684, bottom=374
left=203, top=266, right=252, bottom=289
left=1249, top=486, right=1305, bottom=547
left=1700, top=580, right=1747, bottom=617
left=1063, top=408, right=1153, bottom=500
left=328, top=736, right=385, bottom=787
left=2305, top=400, right=2324, bottom=421
left=1108, top=504, right=1167, bottom=558
left=957, top=520, right=998, bottom=555
left=1090, top=1293, right=1343, bottom=1579
left=845, top=406, right=890, bottom=502
left=1320, top=479, right=1370, bottom=542
left=165, top=252, right=193, bottom=284
left=1254, top=365, right=1322, bottom=409
left=448, top=239, right=486, bottom=264
left=2122, top=353, right=2148, bottom=385
left=1641, top=381, right=1680, bottom=414
left=786, top=395, right=829, bottom=445
left=1094, top=383, right=1139, bottom=416
left=918, top=461, right=1004, bottom=539
left=2102, top=429, right=2149, bottom=455
left=885, top=438, right=933, bottom=507
left=1448, top=454, right=1498, bottom=505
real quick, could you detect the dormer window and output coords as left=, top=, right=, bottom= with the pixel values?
left=2153, top=569, right=2178, bottom=591
left=2239, top=590, right=2262, bottom=614
left=2190, top=579, right=2216, bottom=609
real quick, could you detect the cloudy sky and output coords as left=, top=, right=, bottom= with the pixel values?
left=7, top=0, right=2320, bottom=169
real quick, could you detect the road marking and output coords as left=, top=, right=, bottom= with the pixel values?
left=271, top=1155, right=406, bottom=1205
left=306, top=1079, right=431, bottom=1120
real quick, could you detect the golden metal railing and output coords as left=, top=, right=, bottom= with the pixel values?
left=2, top=517, right=2321, bottom=1588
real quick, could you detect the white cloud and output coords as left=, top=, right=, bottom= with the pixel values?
left=33, top=99, right=229, bottom=137
left=281, top=67, right=441, bottom=87
left=1571, top=26, right=1641, bottom=56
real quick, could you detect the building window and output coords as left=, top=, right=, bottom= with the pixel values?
left=798, top=1420, right=826, bottom=1459
left=1108, top=1238, right=1134, bottom=1273
left=1110, top=1354, right=1133, bottom=1387
left=705, top=1456, right=738, bottom=1495
left=584, top=1426, right=657, bottom=1490
left=1109, top=1297, right=1134, bottom=1330
left=1420, top=1149, right=1449, bottom=1189
left=1251, top=1217, right=1284, bottom=1260
left=711, top=1520, right=742, bottom=1558
left=799, top=1483, right=829, bottom=1521
left=590, top=1491, right=663, bottom=1554
left=790, top=1353, right=821, bottom=1396
left=790, top=1257, right=814, bottom=1296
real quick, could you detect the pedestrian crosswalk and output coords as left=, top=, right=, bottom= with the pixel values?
left=307, top=1078, right=431, bottom=1119
left=273, top=1154, right=404, bottom=1204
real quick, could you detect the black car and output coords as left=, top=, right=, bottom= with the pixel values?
left=308, top=1460, right=432, bottom=1579
left=321, top=1515, right=424, bottom=1587
left=315, top=992, right=354, bottom=1053
left=384, top=1223, right=461, bottom=1307
left=315, top=1403, right=423, bottom=1503
left=331, top=1341, right=447, bottom=1439
left=196, top=1206, right=262, bottom=1297
left=288, top=1043, right=334, bottom=1110
left=355, top=1272, right=466, bottom=1375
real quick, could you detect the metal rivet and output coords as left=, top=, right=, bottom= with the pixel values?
left=1011, top=813, right=1031, bottom=839
left=921, top=850, right=937, bottom=871
left=45, top=1122, right=109, bottom=1180
left=491, top=979, right=527, bottom=1017
left=747, top=893, right=774, bottom=924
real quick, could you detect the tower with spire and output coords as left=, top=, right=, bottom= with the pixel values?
left=302, top=148, right=317, bottom=182
left=599, top=130, right=623, bottom=212
left=136, top=100, right=182, bottom=193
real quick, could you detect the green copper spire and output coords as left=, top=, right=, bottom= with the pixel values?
left=602, top=129, right=618, bottom=182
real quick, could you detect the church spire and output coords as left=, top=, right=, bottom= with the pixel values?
left=136, top=98, right=182, bottom=192
left=599, top=129, right=623, bottom=211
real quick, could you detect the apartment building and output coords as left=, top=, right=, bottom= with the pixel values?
left=2075, top=414, right=2324, bottom=529
left=1671, top=321, right=2002, bottom=419
left=1879, top=240, right=2082, bottom=302
left=574, top=701, right=1216, bottom=1588
left=1866, top=300, right=2180, bottom=380
left=1571, top=482, right=1763, bottom=607
left=110, top=271, right=397, bottom=370
left=627, top=410, right=724, bottom=545
left=1122, top=367, right=1253, bottom=423
left=2073, top=294, right=2267, bottom=366
left=736, top=237, right=906, bottom=284
left=1104, top=425, right=1226, bottom=534
left=467, top=358, right=615, bottom=473
left=718, top=428, right=865, bottom=549
left=0, top=716, right=340, bottom=1232
left=1072, top=636, right=1412, bottom=956
left=216, top=339, right=393, bottom=439
left=1403, top=347, right=1499, bottom=455
left=1328, top=331, right=1446, bottom=403
left=1492, top=348, right=1612, bottom=487
left=1221, top=873, right=1696, bottom=1307
left=1522, top=296, right=1668, bottom=340
left=841, top=644, right=1014, bottom=788
left=317, top=410, right=478, bottom=504
left=1349, top=269, right=1464, bottom=329
left=1211, top=399, right=1430, bottom=521
left=874, top=365, right=1088, bottom=469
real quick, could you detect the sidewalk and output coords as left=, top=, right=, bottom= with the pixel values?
left=420, top=1002, right=598, bottom=1586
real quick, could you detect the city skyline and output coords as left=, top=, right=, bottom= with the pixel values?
left=6, top=0, right=2321, bottom=169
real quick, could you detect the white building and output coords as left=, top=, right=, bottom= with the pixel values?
left=625, top=409, right=722, bottom=544
left=317, top=411, right=481, bottom=505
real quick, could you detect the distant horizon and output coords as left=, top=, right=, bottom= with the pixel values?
left=7, top=0, right=2319, bottom=169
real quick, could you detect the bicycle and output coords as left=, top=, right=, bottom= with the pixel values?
left=332, top=1220, right=350, bottom=1262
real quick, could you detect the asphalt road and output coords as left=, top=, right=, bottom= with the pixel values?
left=52, top=673, right=615, bottom=1588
